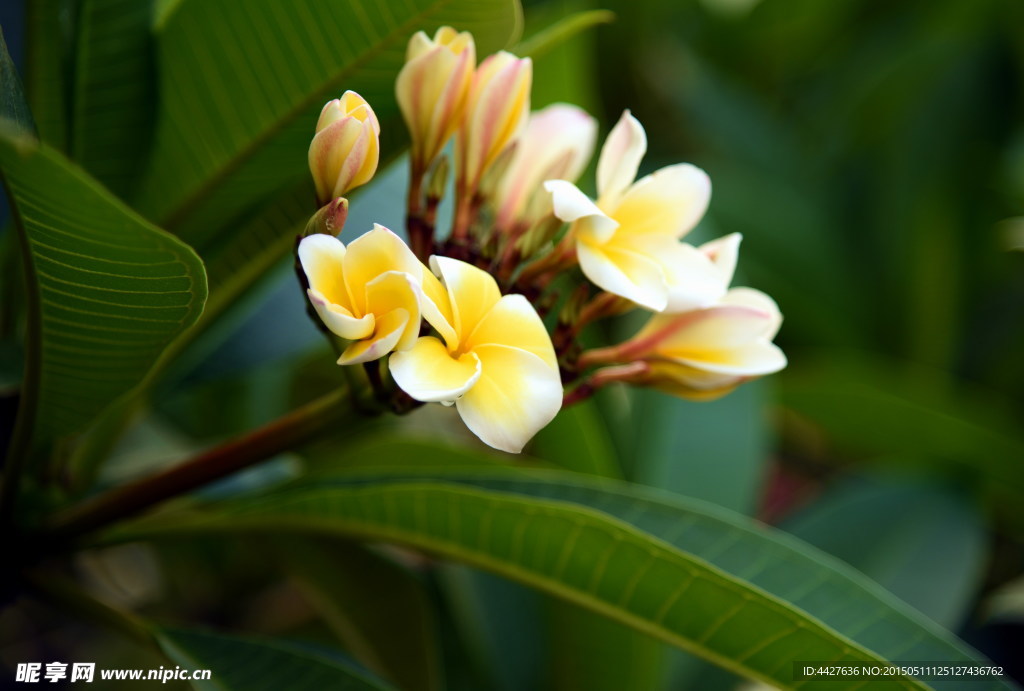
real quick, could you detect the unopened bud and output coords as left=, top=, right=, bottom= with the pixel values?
left=308, top=91, right=380, bottom=205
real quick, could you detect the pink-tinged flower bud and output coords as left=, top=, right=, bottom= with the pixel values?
left=580, top=288, right=786, bottom=400
left=308, top=91, right=380, bottom=205
left=494, top=104, right=597, bottom=232
left=456, top=51, right=532, bottom=198
left=396, top=27, right=476, bottom=176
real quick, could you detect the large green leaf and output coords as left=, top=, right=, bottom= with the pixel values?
left=156, top=627, right=393, bottom=690
left=276, top=537, right=442, bottom=691
left=23, top=0, right=72, bottom=149
left=111, top=469, right=1010, bottom=690
left=71, top=0, right=157, bottom=199
left=780, top=475, right=987, bottom=631
left=134, top=0, right=522, bottom=248
left=0, top=127, right=207, bottom=446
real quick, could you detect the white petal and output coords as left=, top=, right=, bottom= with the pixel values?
left=719, top=287, right=782, bottom=338
left=650, top=240, right=730, bottom=312
left=576, top=240, right=668, bottom=312
left=700, top=233, right=741, bottom=287
left=307, top=288, right=374, bottom=340
left=656, top=304, right=779, bottom=353
left=389, top=336, right=482, bottom=402
left=597, top=110, right=647, bottom=201
left=544, top=180, right=618, bottom=243
left=456, top=345, right=562, bottom=453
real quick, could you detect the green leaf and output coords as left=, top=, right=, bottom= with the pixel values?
left=531, top=400, right=621, bottom=477
left=134, top=0, right=523, bottom=249
left=276, top=537, right=442, bottom=691
left=71, top=0, right=157, bottom=199
left=23, top=0, right=72, bottom=149
left=780, top=475, right=987, bottom=631
left=515, top=9, right=615, bottom=60
left=0, top=30, right=35, bottom=136
left=0, top=127, right=207, bottom=446
left=780, top=354, right=1024, bottom=511
left=113, top=469, right=1008, bottom=689
left=156, top=627, right=394, bottom=690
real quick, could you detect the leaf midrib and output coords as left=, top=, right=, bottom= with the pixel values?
left=157, top=0, right=463, bottom=230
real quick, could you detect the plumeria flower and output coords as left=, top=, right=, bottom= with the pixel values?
left=298, top=225, right=427, bottom=365
left=389, top=257, right=562, bottom=453
left=584, top=287, right=786, bottom=400
left=545, top=111, right=737, bottom=313
left=494, top=103, right=597, bottom=233
left=308, top=91, right=380, bottom=205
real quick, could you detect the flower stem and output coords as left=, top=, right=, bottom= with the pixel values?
left=44, top=388, right=358, bottom=543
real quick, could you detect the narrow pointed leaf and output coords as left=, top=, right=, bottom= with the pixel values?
left=157, top=627, right=394, bottom=691
left=110, top=469, right=1010, bottom=689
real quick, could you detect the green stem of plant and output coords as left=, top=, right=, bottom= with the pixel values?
left=24, top=570, right=155, bottom=647
left=45, top=388, right=359, bottom=543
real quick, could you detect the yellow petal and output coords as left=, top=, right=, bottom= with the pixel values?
left=297, top=234, right=351, bottom=309
left=577, top=240, right=668, bottom=312
left=342, top=225, right=421, bottom=316
left=608, top=163, right=710, bottom=242
left=389, top=336, right=482, bottom=402
left=337, top=308, right=411, bottom=365
left=365, top=271, right=422, bottom=352
left=596, top=110, right=647, bottom=202
left=430, top=256, right=501, bottom=341
left=456, top=345, right=562, bottom=453
left=418, top=266, right=458, bottom=349
left=465, top=294, right=557, bottom=371
left=637, top=238, right=729, bottom=312
left=307, top=288, right=374, bottom=340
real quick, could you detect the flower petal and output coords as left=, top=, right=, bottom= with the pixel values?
left=466, top=294, right=558, bottom=370
left=651, top=304, right=779, bottom=355
left=389, top=336, right=482, bottom=402
left=609, top=163, right=710, bottom=241
left=418, top=267, right=458, bottom=349
left=456, top=345, right=562, bottom=453
left=365, top=271, right=422, bottom=352
left=577, top=240, right=668, bottom=312
left=430, top=256, right=501, bottom=340
left=342, top=225, right=421, bottom=316
left=643, top=239, right=730, bottom=312
left=597, top=110, right=647, bottom=202
left=719, top=287, right=782, bottom=339
left=669, top=340, right=786, bottom=376
left=307, top=288, right=374, bottom=340
left=337, top=308, right=410, bottom=365
left=545, top=180, right=618, bottom=242
left=700, top=232, right=741, bottom=286
left=297, top=233, right=352, bottom=310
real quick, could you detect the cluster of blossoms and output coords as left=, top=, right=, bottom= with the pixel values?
left=298, top=27, right=785, bottom=453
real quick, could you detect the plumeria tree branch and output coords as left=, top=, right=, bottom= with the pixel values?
left=44, top=388, right=358, bottom=542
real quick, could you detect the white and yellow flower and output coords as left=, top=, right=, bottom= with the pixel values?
left=298, top=225, right=425, bottom=364
left=396, top=26, right=476, bottom=175
left=308, top=91, right=381, bottom=205
left=545, top=111, right=737, bottom=313
left=584, top=287, right=786, bottom=400
left=389, top=257, right=562, bottom=453
left=494, top=103, right=597, bottom=233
